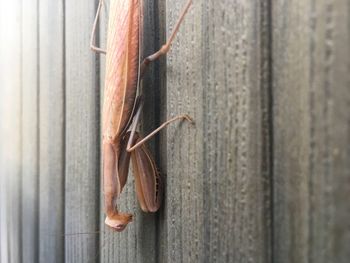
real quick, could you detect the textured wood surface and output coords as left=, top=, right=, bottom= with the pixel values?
left=272, top=0, right=350, bottom=262
left=38, top=0, right=65, bottom=262
left=162, top=1, right=272, bottom=262
left=21, top=0, right=39, bottom=262
left=0, top=0, right=350, bottom=262
left=65, top=1, right=100, bottom=262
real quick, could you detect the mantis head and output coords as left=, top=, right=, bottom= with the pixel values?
left=105, top=213, right=133, bottom=232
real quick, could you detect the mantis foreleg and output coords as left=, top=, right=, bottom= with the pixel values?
left=90, top=0, right=106, bottom=54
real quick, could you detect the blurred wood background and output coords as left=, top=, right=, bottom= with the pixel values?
left=0, top=0, right=349, bottom=262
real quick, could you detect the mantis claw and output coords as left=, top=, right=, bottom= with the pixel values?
left=105, top=213, right=133, bottom=232
left=182, top=114, right=195, bottom=124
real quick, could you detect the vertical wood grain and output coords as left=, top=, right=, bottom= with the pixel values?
left=0, top=0, right=22, bottom=262
left=163, top=1, right=272, bottom=262
left=1, top=0, right=350, bottom=262
left=64, top=0, right=100, bottom=262
left=272, top=0, right=350, bottom=262
left=39, top=0, right=65, bottom=262
left=21, top=0, right=39, bottom=262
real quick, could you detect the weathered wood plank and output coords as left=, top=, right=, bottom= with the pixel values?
left=39, top=0, right=65, bottom=262
left=0, top=0, right=22, bottom=262
left=162, top=1, right=272, bottom=262
left=98, top=0, right=159, bottom=262
left=272, top=0, right=350, bottom=262
left=21, top=0, right=39, bottom=262
left=64, top=0, right=100, bottom=262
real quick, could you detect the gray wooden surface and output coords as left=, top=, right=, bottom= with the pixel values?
left=38, top=0, right=65, bottom=262
left=162, top=1, right=272, bottom=262
left=65, top=0, right=100, bottom=262
left=272, top=0, right=350, bottom=262
left=0, top=0, right=349, bottom=262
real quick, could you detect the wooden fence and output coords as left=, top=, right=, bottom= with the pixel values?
left=0, top=0, right=349, bottom=262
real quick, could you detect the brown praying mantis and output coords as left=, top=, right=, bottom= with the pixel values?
left=90, top=0, right=193, bottom=232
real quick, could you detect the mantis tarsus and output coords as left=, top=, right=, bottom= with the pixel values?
left=91, top=0, right=193, bottom=232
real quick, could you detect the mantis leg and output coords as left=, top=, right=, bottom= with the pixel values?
left=103, top=131, right=138, bottom=232
left=90, top=0, right=106, bottom=54
left=102, top=141, right=133, bottom=232
left=126, top=101, right=193, bottom=152
left=140, top=0, right=193, bottom=76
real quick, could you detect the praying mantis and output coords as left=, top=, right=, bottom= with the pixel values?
left=90, top=0, right=193, bottom=231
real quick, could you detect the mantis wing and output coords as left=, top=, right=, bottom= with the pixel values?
left=130, top=133, right=163, bottom=212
